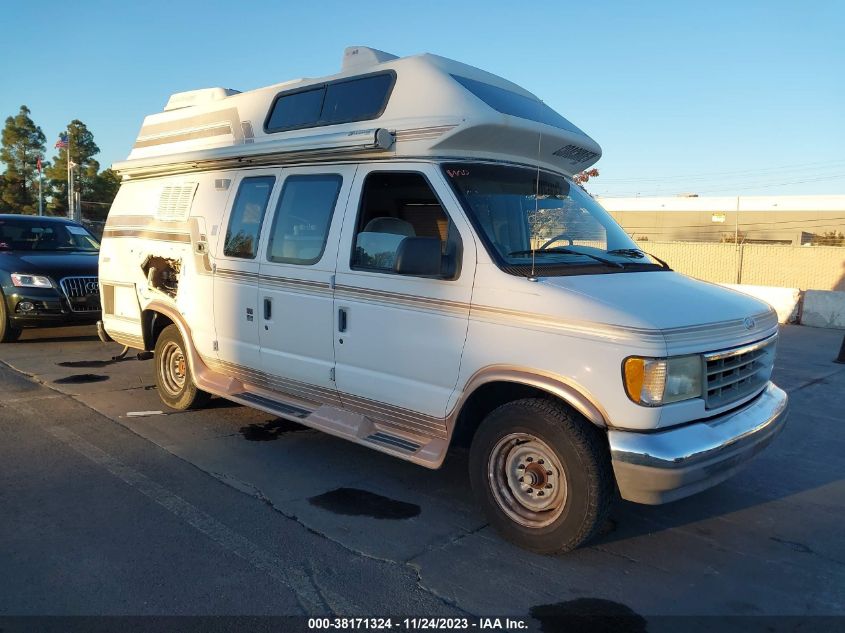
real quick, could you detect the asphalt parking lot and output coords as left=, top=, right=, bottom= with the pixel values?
left=1, top=324, right=844, bottom=624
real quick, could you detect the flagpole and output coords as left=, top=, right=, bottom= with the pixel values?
left=66, top=130, right=73, bottom=220
left=38, top=162, right=43, bottom=216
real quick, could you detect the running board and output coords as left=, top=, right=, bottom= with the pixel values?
left=366, top=431, right=421, bottom=453
left=233, top=391, right=310, bottom=419
left=196, top=364, right=449, bottom=468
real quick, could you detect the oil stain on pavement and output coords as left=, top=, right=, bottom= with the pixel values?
left=57, top=360, right=117, bottom=369
left=308, top=488, right=421, bottom=520
left=239, top=418, right=313, bottom=441
left=53, top=374, right=110, bottom=384
left=530, top=598, right=648, bottom=633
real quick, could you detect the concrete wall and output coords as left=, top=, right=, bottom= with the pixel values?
left=801, top=290, right=845, bottom=329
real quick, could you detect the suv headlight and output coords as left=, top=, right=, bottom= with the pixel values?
left=10, top=273, right=54, bottom=289
left=623, top=355, right=702, bottom=406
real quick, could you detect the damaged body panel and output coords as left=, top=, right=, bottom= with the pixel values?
left=141, top=255, right=181, bottom=298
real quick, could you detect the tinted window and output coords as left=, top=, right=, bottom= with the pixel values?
left=452, top=75, right=583, bottom=135
left=0, top=220, right=99, bottom=252
left=224, top=176, right=275, bottom=259
left=322, top=73, right=394, bottom=124
left=266, top=174, right=342, bottom=265
left=265, top=88, right=324, bottom=132
left=351, top=172, right=459, bottom=278
left=265, top=72, right=394, bottom=132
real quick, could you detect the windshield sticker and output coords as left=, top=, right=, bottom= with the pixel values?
left=67, top=225, right=90, bottom=235
left=446, top=168, right=470, bottom=178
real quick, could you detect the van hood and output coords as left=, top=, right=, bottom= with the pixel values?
left=536, top=271, right=776, bottom=352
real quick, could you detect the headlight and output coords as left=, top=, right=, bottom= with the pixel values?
left=623, top=355, right=702, bottom=406
left=10, top=273, right=54, bottom=288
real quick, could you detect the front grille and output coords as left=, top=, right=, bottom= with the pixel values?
left=704, top=336, right=776, bottom=409
left=60, top=276, right=101, bottom=312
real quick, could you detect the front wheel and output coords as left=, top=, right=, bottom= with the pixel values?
left=0, top=294, right=22, bottom=343
left=469, top=398, right=614, bottom=554
left=154, top=325, right=210, bottom=410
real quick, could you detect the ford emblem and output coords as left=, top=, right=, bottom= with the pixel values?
left=743, top=317, right=756, bottom=330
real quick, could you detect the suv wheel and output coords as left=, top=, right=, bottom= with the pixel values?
left=0, top=293, right=22, bottom=343
left=469, top=398, right=614, bottom=554
left=154, top=324, right=210, bottom=410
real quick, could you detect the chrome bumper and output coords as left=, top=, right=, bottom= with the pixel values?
left=609, top=383, right=789, bottom=505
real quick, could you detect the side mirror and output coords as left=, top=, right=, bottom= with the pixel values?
left=393, top=237, right=443, bottom=276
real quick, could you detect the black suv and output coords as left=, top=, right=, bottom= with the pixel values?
left=0, top=214, right=101, bottom=342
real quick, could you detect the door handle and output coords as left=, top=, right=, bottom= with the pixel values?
left=264, top=297, right=272, bottom=320
left=338, top=308, right=348, bottom=333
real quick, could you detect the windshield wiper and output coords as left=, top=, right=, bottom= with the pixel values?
left=606, top=248, right=671, bottom=270
left=507, top=248, right=623, bottom=268
left=606, top=248, right=645, bottom=258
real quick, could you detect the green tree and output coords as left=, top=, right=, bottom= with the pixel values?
left=812, top=231, right=845, bottom=247
left=45, top=119, right=100, bottom=214
left=82, top=168, right=122, bottom=221
left=0, top=105, right=47, bottom=214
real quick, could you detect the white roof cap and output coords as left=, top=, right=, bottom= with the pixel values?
left=164, top=87, right=241, bottom=112
left=341, top=46, right=398, bottom=72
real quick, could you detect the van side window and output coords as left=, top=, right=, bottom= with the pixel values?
left=351, top=172, right=460, bottom=279
left=265, top=72, right=395, bottom=133
left=223, top=176, right=275, bottom=259
left=266, top=174, right=342, bottom=265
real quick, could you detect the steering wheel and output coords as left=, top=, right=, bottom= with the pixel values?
left=540, top=233, right=574, bottom=249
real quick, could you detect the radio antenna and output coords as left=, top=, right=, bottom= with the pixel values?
left=530, top=131, right=542, bottom=280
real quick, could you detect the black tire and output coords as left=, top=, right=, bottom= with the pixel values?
left=469, top=398, right=614, bottom=554
left=154, top=324, right=210, bottom=410
left=0, top=293, right=22, bottom=343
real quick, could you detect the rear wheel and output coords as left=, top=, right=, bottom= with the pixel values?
left=0, top=293, right=22, bottom=343
left=469, top=398, right=614, bottom=554
left=154, top=324, right=210, bottom=410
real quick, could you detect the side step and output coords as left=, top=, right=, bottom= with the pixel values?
left=216, top=384, right=447, bottom=468
left=366, top=431, right=421, bottom=453
left=232, top=391, right=310, bottom=419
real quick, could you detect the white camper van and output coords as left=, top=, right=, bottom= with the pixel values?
left=100, top=46, right=788, bottom=553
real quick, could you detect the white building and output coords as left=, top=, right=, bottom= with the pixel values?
left=596, top=194, right=845, bottom=245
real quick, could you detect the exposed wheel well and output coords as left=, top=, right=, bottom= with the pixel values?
left=451, top=380, right=610, bottom=450
left=141, top=310, right=174, bottom=351
left=451, top=381, right=550, bottom=448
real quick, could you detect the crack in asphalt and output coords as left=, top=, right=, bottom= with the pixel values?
left=770, top=536, right=845, bottom=568
left=791, top=366, right=845, bottom=392
left=206, top=469, right=475, bottom=617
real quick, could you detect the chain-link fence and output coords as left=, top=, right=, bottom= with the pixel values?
left=640, top=241, right=845, bottom=291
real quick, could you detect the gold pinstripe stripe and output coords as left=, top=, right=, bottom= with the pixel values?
left=102, top=229, right=192, bottom=243
left=200, top=354, right=448, bottom=439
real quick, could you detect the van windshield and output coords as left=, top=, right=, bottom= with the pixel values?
left=443, top=163, right=662, bottom=276
left=0, top=219, right=100, bottom=252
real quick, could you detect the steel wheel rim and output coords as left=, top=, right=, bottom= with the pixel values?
left=158, top=340, right=187, bottom=397
left=488, top=432, right=567, bottom=528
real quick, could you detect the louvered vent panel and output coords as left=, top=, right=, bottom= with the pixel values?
left=157, top=182, right=198, bottom=220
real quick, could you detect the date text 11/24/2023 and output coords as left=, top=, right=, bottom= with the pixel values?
left=307, top=618, right=528, bottom=630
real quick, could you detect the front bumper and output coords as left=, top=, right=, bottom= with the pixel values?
left=609, top=383, right=788, bottom=504
left=5, top=289, right=100, bottom=327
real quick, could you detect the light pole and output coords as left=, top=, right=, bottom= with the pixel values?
left=37, top=155, right=43, bottom=216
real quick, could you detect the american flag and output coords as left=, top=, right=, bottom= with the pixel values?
left=55, top=133, right=68, bottom=149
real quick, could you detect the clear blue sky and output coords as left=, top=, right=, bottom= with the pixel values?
left=2, top=0, right=843, bottom=197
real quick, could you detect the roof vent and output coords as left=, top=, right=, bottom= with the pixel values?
left=341, top=46, right=398, bottom=72
left=164, top=87, right=241, bottom=112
